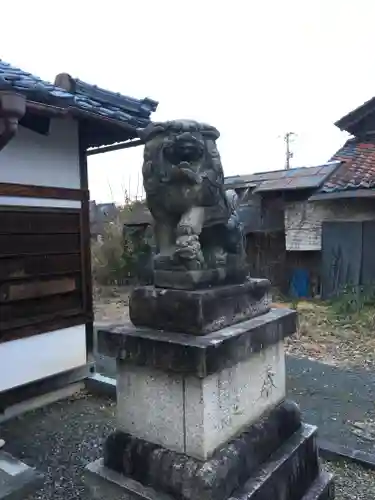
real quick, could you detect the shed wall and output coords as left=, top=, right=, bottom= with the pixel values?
left=321, top=219, right=375, bottom=298
left=285, top=199, right=375, bottom=251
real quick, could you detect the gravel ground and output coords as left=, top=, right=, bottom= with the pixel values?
left=0, top=392, right=116, bottom=500
left=94, top=286, right=130, bottom=324
left=1, top=392, right=375, bottom=499
left=325, top=460, right=375, bottom=500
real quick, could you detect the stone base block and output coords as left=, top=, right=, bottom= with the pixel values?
left=153, top=267, right=249, bottom=290
left=102, top=400, right=301, bottom=500
left=84, top=404, right=334, bottom=500
left=233, top=424, right=324, bottom=500
left=98, top=308, right=296, bottom=379
left=116, top=340, right=286, bottom=460
left=0, top=451, right=43, bottom=500
left=85, top=460, right=333, bottom=500
left=129, top=278, right=271, bottom=335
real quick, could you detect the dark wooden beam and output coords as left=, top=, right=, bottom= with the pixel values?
left=0, top=312, right=91, bottom=344
left=78, top=124, right=94, bottom=361
left=0, top=232, right=81, bottom=258
left=0, top=182, right=88, bottom=200
left=26, top=100, right=67, bottom=117
left=86, top=138, right=143, bottom=156
left=0, top=254, right=81, bottom=281
left=0, top=209, right=81, bottom=235
left=71, top=107, right=136, bottom=132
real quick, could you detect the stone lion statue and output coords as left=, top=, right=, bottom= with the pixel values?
left=137, top=120, right=246, bottom=283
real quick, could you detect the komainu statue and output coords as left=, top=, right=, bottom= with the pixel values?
left=137, top=120, right=248, bottom=288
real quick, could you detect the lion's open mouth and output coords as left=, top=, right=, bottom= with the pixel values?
left=164, top=133, right=204, bottom=165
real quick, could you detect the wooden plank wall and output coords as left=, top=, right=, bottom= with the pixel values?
left=246, top=231, right=287, bottom=291
left=0, top=207, right=90, bottom=343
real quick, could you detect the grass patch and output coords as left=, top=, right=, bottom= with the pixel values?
left=281, top=288, right=375, bottom=368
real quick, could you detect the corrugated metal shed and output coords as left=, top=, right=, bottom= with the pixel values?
left=225, top=162, right=340, bottom=193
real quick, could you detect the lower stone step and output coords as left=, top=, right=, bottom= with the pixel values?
left=301, top=472, right=334, bottom=500
left=85, top=422, right=332, bottom=500
left=231, top=424, right=320, bottom=500
left=102, top=400, right=303, bottom=500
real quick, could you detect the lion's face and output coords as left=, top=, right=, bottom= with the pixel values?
left=138, top=120, right=220, bottom=169
left=163, top=130, right=205, bottom=166
left=139, top=120, right=228, bottom=220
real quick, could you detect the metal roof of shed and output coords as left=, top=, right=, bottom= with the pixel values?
left=225, top=162, right=341, bottom=193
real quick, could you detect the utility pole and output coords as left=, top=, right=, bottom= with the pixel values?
left=284, top=132, right=296, bottom=170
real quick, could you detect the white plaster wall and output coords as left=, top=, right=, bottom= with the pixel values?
left=0, top=198, right=81, bottom=208
left=0, top=325, right=87, bottom=391
left=285, top=199, right=375, bottom=251
left=0, top=118, right=80, bottom=188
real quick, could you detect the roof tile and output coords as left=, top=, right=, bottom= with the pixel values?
left=319, top=138, right=375, bottom=193
left=0, top=60, right=158, bottom=129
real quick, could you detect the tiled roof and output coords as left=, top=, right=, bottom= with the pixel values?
left=318, top=138, right=375, bottom=193
left=225, top=162, right=340, bottom=193
left=0, top=60, right=158, bottom=129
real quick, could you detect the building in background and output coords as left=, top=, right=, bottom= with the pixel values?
left=225, top=163, right=341, bottom=296
left=227, top=94, right=375, bottom=298
left=310, top=100, right=375, bottom=298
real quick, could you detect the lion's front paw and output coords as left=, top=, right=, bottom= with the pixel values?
left=174, top=234, right=204, bottom=269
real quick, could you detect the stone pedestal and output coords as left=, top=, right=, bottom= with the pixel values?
left=129, top=279, right=271, bottom=335
left=85, top=282, right=334, bottom=499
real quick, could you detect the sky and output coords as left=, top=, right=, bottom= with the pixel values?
left=1, top=0, right=374, bottom=203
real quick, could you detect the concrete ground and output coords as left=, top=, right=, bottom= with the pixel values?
left=287, top=355, right=375, bottom=455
